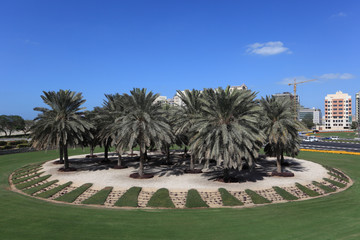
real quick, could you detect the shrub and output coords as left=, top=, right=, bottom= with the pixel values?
left=185, top=189, right=208, bottom=208
left=82, top=187, right=113, bottom=205
left=295, top=183, right=320, bottom=197
left=146, top=188, right=175, bottom=208
left=114, top=187, right=142, bottom=207
left=55, top=183, right=93, bottom=203
left=273, top=186, right=298, bottom=200
left=12, top=172, right=44, bottom=184
left=17, top=143, right=30, bottom=148
left=24, top=180, right=59, bottom=195
left=323, top=178, right=346, bottom=188
left=36, top=182, right=72, bottom=198
left=2, top=145, right=14, bottom=149
left=218, top=188, right=243, bottom=206
left=0, top=141, right=6, bottom=146
left=245, top=189, right=271, bottom=204
left=7, top=140, right=28, bottom=146
left=15, top=175, right=51, bottom=190
left=312, top=181, right=336, bottom=193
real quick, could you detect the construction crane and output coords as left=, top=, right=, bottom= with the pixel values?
left=288, top=78, right=317, bottom=119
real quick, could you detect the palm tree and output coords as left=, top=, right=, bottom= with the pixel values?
left=112, top=88, right=173, bottom=178
left=190, top=87, right=264, bottom=180
left=174, top=89, right=203, bottom=171
left=260, top=96, right=303, bottom=173
left=31, top=90, right=92, bottom=170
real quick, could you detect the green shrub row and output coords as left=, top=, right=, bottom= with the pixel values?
left=323, top=178, right=346, bottom=188
left=185, top=189, right=208, bottom=208
left=12, top=172, right=45, bottom=184
left=312, top=181, right=336, bottom=193
left=218, top=188, right=243, bottom=206
left=14, top=164, right=42, bottom=175
left=15, top=175, right=51, bottom=190
left=6, top=140, right=28, bottom=146
left=13, top=167, right=42, bottom=179
left=295, top=183, right=320, bottom=197
left=82, top=187, right=113, bottom=205
left=36, top=182, right=73, bottom=198
left=245, top=189, right=271, bottom=204
left=0, top=141, right=6, bottom=146
left=24, top=180, right=59, bottom=195
left=273, top=186, right=298, bottom=200
left=147, top=188, right=175, bottom=208
left=55, top=183, right=93, bottom=203
left=114, top=187, right=142, bottom=207
left=328, top=172, right=349, bottom=183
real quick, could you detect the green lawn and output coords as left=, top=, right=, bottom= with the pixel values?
left=0, top=149, right=360, bottom=239
left=309, top=130, right=358, bottom=139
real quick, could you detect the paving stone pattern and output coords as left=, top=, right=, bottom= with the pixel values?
left=104, top=190, right=126, bottom=207
left=169, top=191, right=187, bottom=208
left=138, top=189, right=156, bottom=207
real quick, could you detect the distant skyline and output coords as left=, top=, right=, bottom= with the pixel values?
left=0, top=0, right=359, bottom=119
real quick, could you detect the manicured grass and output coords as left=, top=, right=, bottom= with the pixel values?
left=309, top=131, right=357, bottom=139
left=323, top=178, right=346, bottom=188
left=185, top=189, right=208, bottom=208
left=12, top=172, right=44, bottom=184
left=12, top=167, right=43, bottom=179
left=82, top=187, right=113, bottom=205
left=146, top=188, right=175, bottom=208
left=312, top=181, right=336, bottom=193
left=218, top=188, right=243, bottom=206
left=328, top=167, right=350, bottom=182
left=328, top=172, right=350, bottom=183
left=245, top=189, right=271, bottom=204
left=23, top=180, right=59, bottom=195
left=273, top=186, right=298, bottom=200
left=54, top=183, right=93, bottom=203
left=295, top=183, right=320, bottom=197
left=114, top=187, right=142, bottom=207
left=13, top=164, right=42, bottom=175
left=1, top=148, right=360, bottom=239
left=36, top=181, right=73, bottom=198
left=15, top=175, right=51, bottom=190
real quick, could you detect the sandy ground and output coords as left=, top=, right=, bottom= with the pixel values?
left=42, top=152, right=328, bottom=191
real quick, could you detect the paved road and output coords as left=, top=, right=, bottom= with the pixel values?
left=301, top=140, right=360, bottom=152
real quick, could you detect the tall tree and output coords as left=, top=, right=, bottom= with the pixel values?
left=189, top=87, right=264, bottom=179
left=31, top=90, right=92, bottom=170
left=0, top=115, right=25, bottom=136
left=112, top=88, right=173, bottom=177
left=174, top=89, right=203, bottom=171
left=260, top=96, right=303, bottom=173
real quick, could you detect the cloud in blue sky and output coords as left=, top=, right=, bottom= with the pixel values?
left=332, top=12, right=347, bottom=17
left=246, top=41, right=291, bottom=56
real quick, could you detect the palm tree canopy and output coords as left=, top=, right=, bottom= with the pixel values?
left=190, top=86, right=264, bottom=170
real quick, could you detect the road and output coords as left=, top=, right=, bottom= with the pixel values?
left=301, top=140, right=360, bottom=152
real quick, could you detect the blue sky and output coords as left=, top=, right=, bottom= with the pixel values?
left=1, top=0, right=359, bottom=119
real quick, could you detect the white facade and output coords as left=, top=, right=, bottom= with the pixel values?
left=356, top=91, right=360, bottom=122
left=230, top=84, right=248, bottom=91
left=299, top=107, right=322, bottom=125
left=324, top=91, right=352, bottom=130
left=154, top=96, right=167, bottom=104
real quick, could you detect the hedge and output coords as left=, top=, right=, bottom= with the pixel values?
left=185, top=189, right=208, bottom=208
left=82, top=187, right=113, bottom=205
left=218, top=188, right=243, bottom=206
left=114, top=187, right=142, bottom=207
left=146, top=188, right=175, bottom=208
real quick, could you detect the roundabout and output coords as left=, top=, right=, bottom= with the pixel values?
left=10, top=152, right=352, bottom=209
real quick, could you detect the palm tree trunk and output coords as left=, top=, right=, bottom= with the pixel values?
left=224, top=168, right=230, bottom=182
left=183, top=146, right=187, bottom=158
left=190, top=154, right=194, bottom=170
left=139, top=142, right=145, bottom=177
left=64, top=143, right=69, bottom=169
left=281, top=151, right=284, bottom=165
left=104, top=143, right=109, bottom=161
left=117, top=152, right=122, bottom=166
left=276, top=154, right=282, bottom=173
left=166, top=145, right=170, bottom=164
left=90, top=145, right=94, bottom=156
left=59, top=144, right=64, bottom=164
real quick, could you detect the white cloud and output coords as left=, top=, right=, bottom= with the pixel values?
left=279, top=73, right=355, bottom=85
left=319, top=73, right=355, bottom=80
left=246, top=41, right=291, bottom=56
left=332, top=12, right=347, bottom=17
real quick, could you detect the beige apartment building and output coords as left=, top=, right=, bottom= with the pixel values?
left=324, top=91, right=352, bottom=130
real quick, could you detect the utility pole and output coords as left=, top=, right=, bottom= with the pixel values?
left=288, top=78, right=317, bottom=120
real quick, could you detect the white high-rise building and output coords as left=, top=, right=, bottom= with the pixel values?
left=356, top=91, right=360, bottom=122
left=324, top=91, right=352, bottom=130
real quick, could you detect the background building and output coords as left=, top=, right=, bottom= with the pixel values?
left=299, top=107, right=322, bottom=125
left=273, top=92, right=300, bottom=119
left=356, top=91, right=360, bottom=122
left=324, top=91, right=352, bottom=130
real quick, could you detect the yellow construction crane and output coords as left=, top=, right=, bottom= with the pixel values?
left=288, top=78, right=317, bottom=119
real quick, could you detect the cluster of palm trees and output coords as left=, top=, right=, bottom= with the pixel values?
left=31, top=87, right=303, bottom=178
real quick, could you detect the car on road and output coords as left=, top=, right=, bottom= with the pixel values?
left=304, top=136, right=319, bottom=142
left=313, top=130, right=319, bottom=133
left=330, top=136, right=339, bottom=140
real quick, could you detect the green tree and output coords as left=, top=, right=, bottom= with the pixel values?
left=0, top=115, right=25, bottom=136
left=190, top=87, right=264, bottom=179
left=112, top=88, right=174, bottom=177
left=31, top=90, right=92, bottom=170
left=260, top=96, right=303, bottom=173
left=302, top=114, right=314, bottom=129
